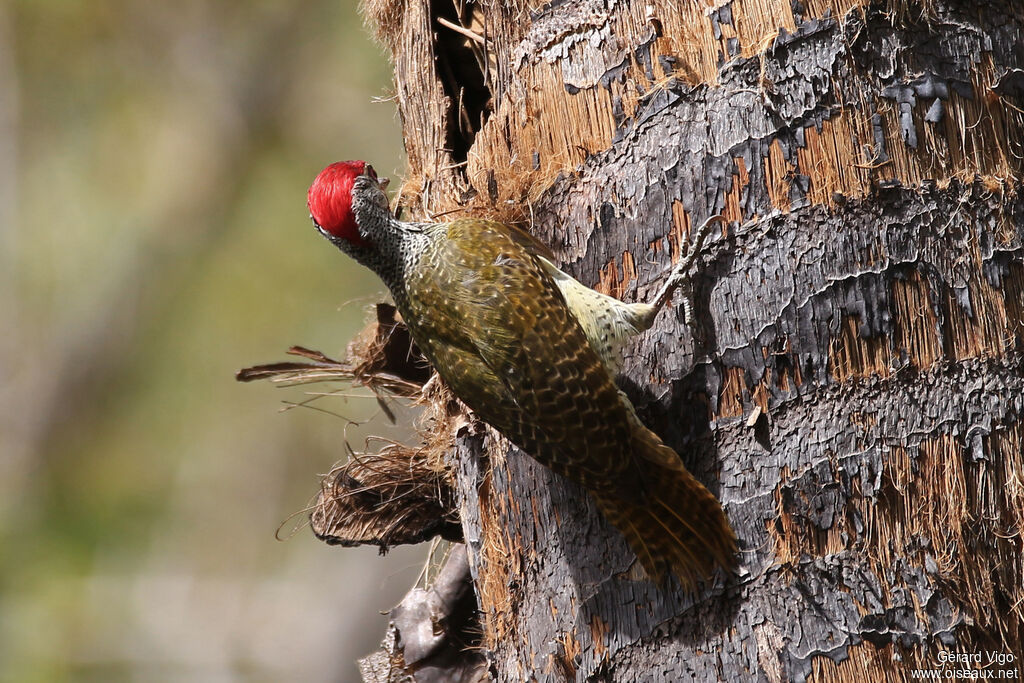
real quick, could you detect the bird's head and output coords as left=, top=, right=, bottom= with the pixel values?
left=307, top=160, right=390, bottom=248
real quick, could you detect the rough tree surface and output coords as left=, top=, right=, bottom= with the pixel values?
left=355, top=0, right=1024, bottom=680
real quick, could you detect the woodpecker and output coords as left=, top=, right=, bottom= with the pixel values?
left=307, top=160, right=736, bottom=586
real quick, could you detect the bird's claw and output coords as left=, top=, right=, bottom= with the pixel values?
left=650, top=214, right=723, bottom=322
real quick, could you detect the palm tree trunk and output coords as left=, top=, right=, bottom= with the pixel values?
left=356, top=0, right=1024, bottom=679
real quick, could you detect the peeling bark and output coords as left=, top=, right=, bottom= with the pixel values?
left=359, top=545, right=487, bottom=683
left=357, top=0, right=1024, bottom=680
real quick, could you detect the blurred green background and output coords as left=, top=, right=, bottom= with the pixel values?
left=0, top=2, right=425, bottom=680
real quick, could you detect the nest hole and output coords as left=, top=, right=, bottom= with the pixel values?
left=431, top=0, right=492, bottom=164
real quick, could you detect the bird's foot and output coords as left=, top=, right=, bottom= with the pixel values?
left=649, top=214, right=724, bottom=323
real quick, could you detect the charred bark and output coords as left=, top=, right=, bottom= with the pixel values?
left=351, top=0, right=1024, bottom=680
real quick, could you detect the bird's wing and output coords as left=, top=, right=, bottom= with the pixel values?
left=500, top=221, right=557, bottom=261
left=404, top=219, right=641, bottom=495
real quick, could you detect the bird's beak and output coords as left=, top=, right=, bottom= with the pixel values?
left=364, top=164, right=389, bottom=191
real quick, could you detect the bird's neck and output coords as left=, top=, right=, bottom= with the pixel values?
left=348, top=190, right=431, bottom=305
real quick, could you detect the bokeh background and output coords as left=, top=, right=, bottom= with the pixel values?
left=0, top=3, right=425, bottom=680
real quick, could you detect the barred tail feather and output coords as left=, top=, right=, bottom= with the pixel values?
left=595, top=423, right=736, bottom=587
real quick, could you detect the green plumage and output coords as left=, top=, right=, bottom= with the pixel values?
left=309, top=161, right=734, bottom=584
left=403, top=219, right=638, bottom=493
left=398, top=219, right=735, bottom=585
